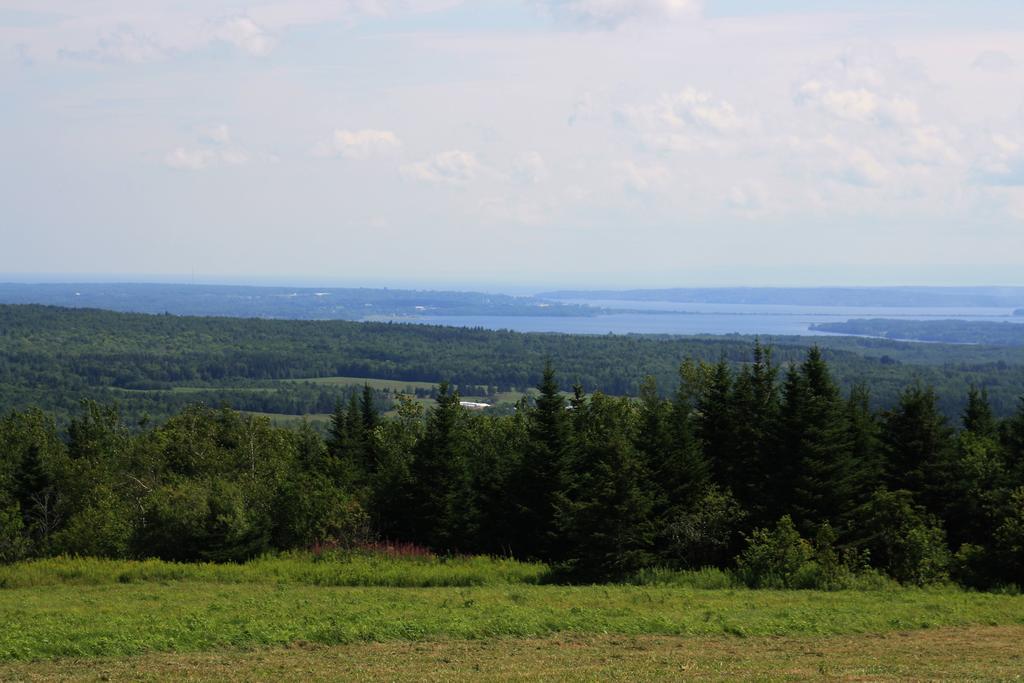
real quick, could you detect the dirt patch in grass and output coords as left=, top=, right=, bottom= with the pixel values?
left=3, top=625, right=1022, bottom=682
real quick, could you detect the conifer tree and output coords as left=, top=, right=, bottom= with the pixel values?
left=509, top=361, right=568, bottom=560
left=962, top=386, right=996, bottom=438
left=408, top=382, right=469, bottom=551
left=360, top=384, right=379, bottom=432
left=554, top=393, right=654, bottom=581
left=881, top=385, right=954, bottom=514
left=771, top=364, right=807, bottom=523
left=635, top=375, right=673, bottom=494
left=730, top=342, right=779, bottom=524
left=697, top=359, right=737, bottom=493
left=325, top=393, right=366, bottom=486
left=789, top=347, right=856, bottom=533
left=846, top=383, right=883, bottom=506
left=936, top=387, right=1008, bottom=551
left=1003, top=399, right=1024, bottom=484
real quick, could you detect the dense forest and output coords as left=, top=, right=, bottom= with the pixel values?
left=4, top=305, right=1024, bottom=424
left=812, top=319, right=1024, bottom=346
left=2, top=347, right=1022, bottom=589
left=0, top=283, right=595, bottom=319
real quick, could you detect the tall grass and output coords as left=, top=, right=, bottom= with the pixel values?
left=2, top=580, right=1023, bottom=661
left=627, top=566, right=902, bottom=591
left=0, top=552, right=549, bottom=589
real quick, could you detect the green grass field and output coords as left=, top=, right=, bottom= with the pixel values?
left=278, top=376, right=439, bottom=392
left=1, top=555, right=1023, bottom=678
left=5, top=627, right=1023, bottom=681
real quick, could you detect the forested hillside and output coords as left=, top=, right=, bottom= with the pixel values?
left=2, top=350, right=1022, bottom=589
left=0, top=283, right=594, bottom=319
left=3, top=305, right=1024, bottom=422
left=812, top=319, right=1024, bottom=346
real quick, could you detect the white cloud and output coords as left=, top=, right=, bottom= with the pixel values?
left=567, top=92, right=596, bottom=126
left=11, top=1, right=464, bottom=64
left=478, top=196, right=548, bottom=225
left=621, top=160, right=670, bottom=192
left=215, top=16, right=274, bottom=56
left=164, top=144, right=251, bottom=170
left=512, top=151, right=549, bottom=184
left=620, top=87, right=749, bottom=152
left=220, top=149, right=250, bottom=166
left=972, top=50, right=1016, bottom=73
left=796, top=81, right=919, bottom=127
left=725, top=182, right=776, bottom=218
left=836, top=145, right=890, bottom=187
left=313, top=129, right=402, bottom=160
left=164, top=147, right=216, bottom=171
left=975, top=132, right=1024, bottom=186
left=899, top=125, right=960, bottom=165
left=201, top=124, right=231, bottom=145
left=536, top=0, right=700, bottom=28
left=401, top=149, right=481, bottom=184
left=57, top=26, right=166, bottom=64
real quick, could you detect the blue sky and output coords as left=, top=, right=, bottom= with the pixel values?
left=2, top=1, right=1023, bottom=288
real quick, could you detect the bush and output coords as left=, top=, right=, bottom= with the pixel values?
left=133, top=478, right=273, bottom=562
left=0, top=502, right=29, bottom=563
left=662, top=486, right=747, bottom=568
left=50, top=486, right=133, bottom=559
left=857, top=489, right=951, bottom=586
left=735, top=518, right=881, bottom=590
left=736, top=515, right=814, bottom=589
left=273, top=474, right=372, bottom=550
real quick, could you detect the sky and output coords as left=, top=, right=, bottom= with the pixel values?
left=2, top=0, right=1024, bottom=289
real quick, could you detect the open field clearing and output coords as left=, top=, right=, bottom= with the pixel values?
left=278, top=376, right=440, bottom=392
left=0, top=555, right=548, bottom=589
left=1, top=557, right=1023, bottom=666
left=2, top=627, right=1023, bottom=681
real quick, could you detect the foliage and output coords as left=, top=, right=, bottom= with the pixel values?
left=0, top=553, right=549, bottom=590
left=736, top=516, right=815, bottom=589
left=5, top=304, right=1024, bottom=426
left=856, top=489, right=951, bottom=586
left=1, top=342, right=1022, bottom=589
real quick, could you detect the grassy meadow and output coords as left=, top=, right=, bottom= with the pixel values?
left=2, top=554, right=1023, bottom=678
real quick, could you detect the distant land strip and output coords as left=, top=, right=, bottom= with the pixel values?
left=811, top=318, right=1024, bottom=346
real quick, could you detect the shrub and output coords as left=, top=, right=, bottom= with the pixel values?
left=0, top=502, right=29, bottom=563
left=662, top=486, right=747, bottom=568
left=857, top=489, right=951, bottom=586
left=736, top=515, right=814, bottom=589
left=50, top=486, right=133, bottom=559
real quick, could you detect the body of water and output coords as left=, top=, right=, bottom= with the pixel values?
left=382, top=300, right=1024, bottom=337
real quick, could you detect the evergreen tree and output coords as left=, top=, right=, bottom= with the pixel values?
left=509, top=361, right=568, bottom=560
left=360, top=384, right=379, bottom=432
left=324, top=398, right=359, bottom=486
left=697, top=359, right=737, bottom=493
left=554, top=393, right=654, bottom=581
left=1002, top=398, right=1024, bottom=485
left=772, top=364, right=807, bottom=523
left=881, top=385, right=955, bottom=514
left=327, top=400, right=347, bottom=458
left=730, top=342, right=779, bottom=524
left=663, top=362, right=711, bottom=506
left=789, top=347, right=857, bottom=533
left=408, top=382, right=469, bottom=551
left=846, top=384, right=883, bottom=506
left=634, top=375, right=673, bottom=501
left=962, top=386, right=996, bottom=438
